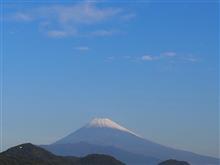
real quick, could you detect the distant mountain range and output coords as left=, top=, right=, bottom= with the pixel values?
left=0, top=143, right=125, bottom=165
left=42, top=118, right=219, bottom=165
left=42, top=142, right=158, bottom=165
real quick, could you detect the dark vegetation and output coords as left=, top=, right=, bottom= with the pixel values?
left=0, top=143, right=125, bottom=165
left=0, top=143, right=192, bottom=165
left=158, top=159, right=190, bottom=165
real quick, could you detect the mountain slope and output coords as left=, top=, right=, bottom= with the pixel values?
left=42, top=142, right=160, bottom=165
left=50, top=118, right=219, bottom=165
left=0, top=143, right=125, bottom=165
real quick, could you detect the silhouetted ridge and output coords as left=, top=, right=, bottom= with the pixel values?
left=79, top=154, right=125, bottom=165
left=158, top=159, right=190, bottom=165
left=0, top=143, right=125, bottom=165
left=2, top=143, right=56, bottom=159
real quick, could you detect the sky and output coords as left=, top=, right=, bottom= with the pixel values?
left=1, top=0, right=219, bottom=158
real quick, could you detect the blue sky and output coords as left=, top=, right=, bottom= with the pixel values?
left=1, top=0, right=219, bottom=158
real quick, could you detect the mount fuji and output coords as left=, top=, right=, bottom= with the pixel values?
left=42, top=118, right=219, bottom=165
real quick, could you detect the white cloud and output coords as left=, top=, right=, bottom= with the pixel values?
left=7, top=2, right=129, bottom=38
left=161, top=51, right=176, bottom=57
left=11, top=12, right=33, bottom=21
left=140, top=51, right=198, bottom=63
left=141, top=55, right=155, bottom=61
left=184, top=57, right=199, bottom=62
left=47, top=30, right=68, bottom=37
left=141, top=52, right=176, bottom=62
left=47, top=29, right=77, bottom=38
left=47, top=3, right=122, bottom=24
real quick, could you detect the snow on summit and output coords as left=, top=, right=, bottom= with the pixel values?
left=86, top=118, right=140, bottom=137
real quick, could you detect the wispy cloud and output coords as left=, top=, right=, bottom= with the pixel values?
left=141, top=51, right=178, bottom=62
left=138, top=51, right=198, bottom=63
left=7, top=2, right=133, bottom=38
left=74, top=46, right=89, bottom=51
left=47, top=4, right=122, bottom=24
left=11, top=12, right=33, bottom=22
left=141, top=55, right=156, bottom=61
left=105, top=56, right=115, bottom=62
left=161, top=51, right=177, bottom=57
left=123, top=56, right=131, bottom=59
left=90, top=29, right=117, bottom=36
left=107, top=56, right=115, bottom=60
left=120, top=13, right=136, bottom=21
left=183, top=57, right=199, bottom=62
left=47, top=30, right=71, bottom=38
left=104, top=51, right=198, bottom=64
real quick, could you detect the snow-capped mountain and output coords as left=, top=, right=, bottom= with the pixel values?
left=54, top=118, right=143, bottom=146
left=43, top=118, right=219, bottom=165
left=85, top=118, right=140, bottom=137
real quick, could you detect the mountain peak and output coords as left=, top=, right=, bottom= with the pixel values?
left=85, top=118, right=140, bottom=137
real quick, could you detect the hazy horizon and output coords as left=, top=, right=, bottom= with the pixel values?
left=1, top=0, right=219, bottom=159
